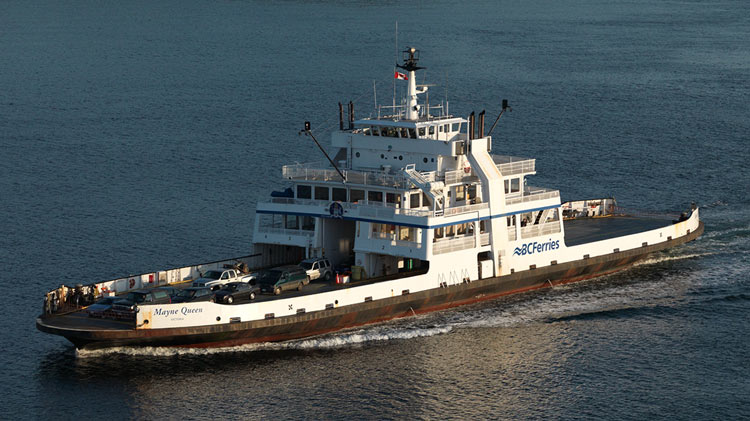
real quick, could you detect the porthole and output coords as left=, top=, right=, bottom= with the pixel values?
left=399, top=155, right=403, bottom=160
left=335, top=300, right=339, bottom=305
left=216, top=316, right=221, bottom=321
left=355, top=152, right=361, bottom=158
left=431, top=158, right=435, bottom=162
left=381, top=154, right=385, bottom=159
left=423, top=157, right=428, bottom=163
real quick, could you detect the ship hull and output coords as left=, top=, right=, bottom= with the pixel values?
left=37, top=222, right=703, bottom=350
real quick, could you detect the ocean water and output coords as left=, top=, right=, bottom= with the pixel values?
left=2, top=0, right=749, bottom=419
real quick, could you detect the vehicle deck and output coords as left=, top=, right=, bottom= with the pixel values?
left=39, top=268, right=430, bottom=331
left=563, top=215, right=673, bottom=247
left=41, top=215, right=675, bottom=332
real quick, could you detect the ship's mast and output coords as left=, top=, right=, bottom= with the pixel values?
left=397, top=47, right=425, bottom=121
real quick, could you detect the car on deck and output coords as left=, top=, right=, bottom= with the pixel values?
left=258, top=266, right=308, bottom=295
left=171, top=287, right=214, bottom=303
left=299, top=258, right=333, bottom=283
left=212, top=282, right=260, bottom=304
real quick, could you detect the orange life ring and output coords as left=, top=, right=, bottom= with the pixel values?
left=464, top=166, right=471, bottom=174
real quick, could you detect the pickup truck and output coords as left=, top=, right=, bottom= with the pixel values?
left=192, top=268, right=254, bottom=291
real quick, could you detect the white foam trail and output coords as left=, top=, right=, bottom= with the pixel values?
left=76, top=325, right=453, bottom=358
left=634, top=252, right=713, bottom=266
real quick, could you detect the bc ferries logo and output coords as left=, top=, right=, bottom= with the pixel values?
left=513, top=239, right=560, bottom=256
left=329, top=202, right=344, bottom=219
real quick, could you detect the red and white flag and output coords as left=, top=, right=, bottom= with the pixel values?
left=394, top=71, right=408, bottom=80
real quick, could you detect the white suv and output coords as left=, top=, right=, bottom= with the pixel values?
left=299, top=258, right=333, bottom=283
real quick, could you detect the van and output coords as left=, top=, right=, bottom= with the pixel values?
left=258, top=265, right=309, bottom=295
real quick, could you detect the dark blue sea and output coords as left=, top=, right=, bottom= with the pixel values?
left=2, top=0, right=748, bottom=419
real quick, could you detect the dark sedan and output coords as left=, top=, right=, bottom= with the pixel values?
left=212, top=282, right=259, bottom=304
left=171, top=287, right=214, bottom=303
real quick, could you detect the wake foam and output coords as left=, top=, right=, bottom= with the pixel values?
left=76, top=325, right=453, bottom=358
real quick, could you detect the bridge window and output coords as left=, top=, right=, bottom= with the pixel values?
left=368, top=191, right=383, bottom=204
left=418, top=128, right=426, bottom=137
left=332, top=188, right=347, bottom=202
left=350, top=189, right=364, bottom=203
left=371, top=126, right=380, bottom=136
left=386, top=193, right=401, bottom=207
left=408, top=128, right=417, bottom=138
left=297, top=185, right=311, bottom=199
left=314, top=186, right=329, bottom=201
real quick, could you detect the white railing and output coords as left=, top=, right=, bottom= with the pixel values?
left=480, top=232, right=490, bottom=246
left=492, top=155, right=535, bottom=175
left=267, top=196, right=484, bottom=219
left=444, top=169, right=477, bottom=185
left=442, top=202, right=488, bottom=217
left=433, top=235, right=476, bottom=254
left=508, top=226, right=517, bottom=241
left=505, top=187, right=560, bottom=205
left=257, top=226, right=314, bottom=237
left=521, top=221, right=562, bottom=239
left=283, top=163, right=413, bottom=189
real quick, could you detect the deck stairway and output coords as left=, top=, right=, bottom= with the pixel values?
left=403, top=164, right=445, bottom=216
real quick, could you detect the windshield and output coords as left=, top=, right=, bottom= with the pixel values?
left=177, top=290, right=196, bottom=298
left=259, top=270, right=282, bottom=284
left=125, top=292, right=147, bottom=303
left=202, top=270, right=222, bottom=280
left=299, top=262, right=313, bottom=270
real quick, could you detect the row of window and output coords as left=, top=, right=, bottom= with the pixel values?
left=259, top=214, right=315, bottom=231
left=433, top=220, right=486, bottom=240
left=371, top=223, right=419, bottom=242
left=360, top=123, right=462, bottom=139
left=296, top=184, right=437, bottom=209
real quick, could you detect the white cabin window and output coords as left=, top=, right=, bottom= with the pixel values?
left=418, top=128, right=426, bottom=137
left=409, top=193, right=420, bottom=208
left=297, top=185, right=312, bottom=199
left=511, top=178, right=520, bottom=193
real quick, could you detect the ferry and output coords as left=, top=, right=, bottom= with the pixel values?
left=37, top=48, right=703, bottom=350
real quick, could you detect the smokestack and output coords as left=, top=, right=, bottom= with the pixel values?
left=339, top=102, right=344, bottom=131
left=479, top=110, right=485, bottom=138
left=469, top=111, right=475, bottom=140
left=348, top=101, right=355, bottom=130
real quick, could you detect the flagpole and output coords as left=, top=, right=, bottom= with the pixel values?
left=393, top=21, right=397, bottom=115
